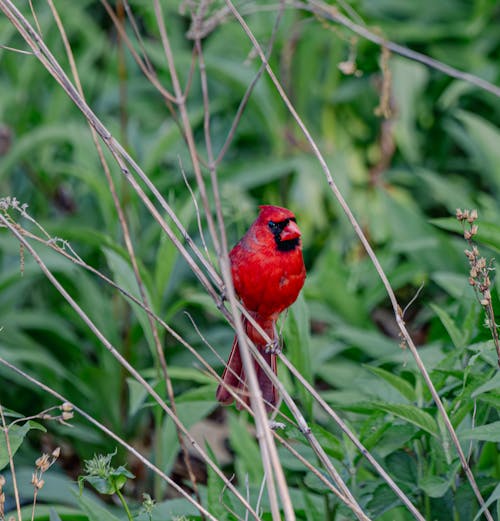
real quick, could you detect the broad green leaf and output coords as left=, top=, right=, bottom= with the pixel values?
left=127, top=378, right=154, bottom=417
left=391, top=57, right=428, bottom=162
left=419, top=475, right=453, bottom=498
left=229, top=413, right=263, bottom=485
left=429, top=303, right=464, bottom=350
left=157, top=399, right=217, bottom=492
left=49, top=508, right=64, bottom=521
left=385, top=450, right=418, bottom=485
left=303, top=469, right=334, bottom=493
left=471, top=372, right=500, bottom=398
left=473, top=483, right=500, bottom=521
left=142, top=366, right=214, bottom=384
left=453, top=110, right=500, bottom=191
left=0, top=421, right=46, bottom=471
left=373, top=402, right=438, bottom=436
left=205, top=443, right=229, bottom=520
left=73, top=489, right=121, bottom=521
left=431, top=272, right=469, bottom=299
left=459, top=421, right=500, bottom=442
left=103, top=247, right=157, bottom=355
left=431, top=217, right=500, bottom=253
left=365, top=365, right=416, bottom=402
left=284, top=293, right=313, bottom=415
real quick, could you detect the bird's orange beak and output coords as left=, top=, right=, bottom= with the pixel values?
left=280, top=220, right=301, bottom=241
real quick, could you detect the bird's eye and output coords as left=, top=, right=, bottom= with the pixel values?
left=268, top=221, right=278, bottom=230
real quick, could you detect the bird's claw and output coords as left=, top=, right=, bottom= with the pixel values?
left=265, top=339, right=281, bottom=354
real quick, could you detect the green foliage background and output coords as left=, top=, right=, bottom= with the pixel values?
left=0, top=0, right=500, bottom=520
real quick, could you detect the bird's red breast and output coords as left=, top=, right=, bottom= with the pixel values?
left=216, top=205, right=306, bottom=411
left=229, top=205, right=306, bottom=319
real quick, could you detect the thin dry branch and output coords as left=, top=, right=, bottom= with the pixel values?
left=224, top=2, right=494, bottom=519
left=181, top=1, right=297, bottom=518
left=304, top=0, right=500, bottom=98
left=43, top=0, right=204, bottom=509
left=0, top=212, right=262, bottom=521
left=1, top=208, right=373, bottom=518
left=0, top=0, right=222, bottom=296
left=0, top=403, right=22, bottom=521
left=0, top=358, right=220, bottom=521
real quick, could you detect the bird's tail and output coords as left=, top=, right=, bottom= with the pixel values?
left=215, top=315, right=278, bottom=412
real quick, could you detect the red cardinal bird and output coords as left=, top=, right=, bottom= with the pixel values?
left=216, top=205, right=306, bottom=411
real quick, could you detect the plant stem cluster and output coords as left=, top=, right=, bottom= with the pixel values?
left=456, top=208, right=500, bottom=366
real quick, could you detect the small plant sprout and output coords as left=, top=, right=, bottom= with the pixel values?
left=140, top=493, right=156, bottom=521
left=31, top=447, right=60, bottom=521
left=79, top=451, right=135, bottom=521
left=456, top=208, right=500, bottom=366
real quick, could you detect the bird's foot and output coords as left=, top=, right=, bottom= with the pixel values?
left=265, top=338, right=281, bottom=354
left=216, top=288, right=226, bottom=311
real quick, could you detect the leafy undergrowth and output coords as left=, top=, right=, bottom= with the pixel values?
left=1, top=0, right=500, bottom=520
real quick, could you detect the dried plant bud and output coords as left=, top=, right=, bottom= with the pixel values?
left=464, top=249, right=474, bottom=260
left=36, top=454, right=50, bottom=472
left=52, top=447, right=61, bottom=459
left=477, top=257, right=486, bottom=269
left=468, top=277, right=476, bottom=286
left=468, top=209, right=478, bottom=222
left=62, top=411, right=74, bottom=421
left=0, top=475, right=5, bottom=487
left=470, top=267, right=478, bottom=278
left=36, top=479, right=45, bottom=490
left=470, top=224, right=478, bottom=236
left=60, top=402, right=73, bottom=412
left=456, top=208, right=464, bottom=220
left=480, top=299, right=489, bottom=306
left=472, top=246, right=479, bottom=256
left=464, top=230, right=471, bottom=240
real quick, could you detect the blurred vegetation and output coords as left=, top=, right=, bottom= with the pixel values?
left=1, top=0, right=500, bottom=520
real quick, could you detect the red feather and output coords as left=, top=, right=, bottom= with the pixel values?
left=216, top=205, right=306, bottom=411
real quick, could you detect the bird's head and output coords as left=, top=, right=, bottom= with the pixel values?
left=257, top=205, right=302, bottom=252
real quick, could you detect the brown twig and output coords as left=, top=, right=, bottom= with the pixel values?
left=190, top=1, right=294, bottom=517
left=224, top=2, right=493, bottom=519
left=0, top=212, right=261, bottom=521
left=0, top=358, right=220, bottom=521
left=0, top=403, right=22, bottom=521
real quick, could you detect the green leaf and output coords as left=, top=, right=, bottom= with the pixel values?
left=73, top=489, right=122, bottom=521
left=431, top=217, right=500, bottom=252
left=205, top=443, right=229, bottom=520
left=103, top=247, right=158, bottom=355
left=49, top=508, right=64, bottom=521
left=459, top=421, right=500, bottom=442
left=0, top=421, right=46, bottom=471
left=471, top=371, right=500, bottom=398
left=373, top=402, right=438, bottom=436
left=385, top=450, right=418, bottom=485
left=157, top=399, right=217, bottom=491
left=473, top=482, right=500, bottom=521
left=229, top=413, right=263, bottom=485
left=419, top=475, right=452, bottom=498
left=284, top=293, right=313, bottom=415
left=391, top=57, right=428, bottom=162
left=429, top=303, right=464, bottom=350
left=453, top=110, right=500, bottom=191
left=364, top=365, right=416, bottom=402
